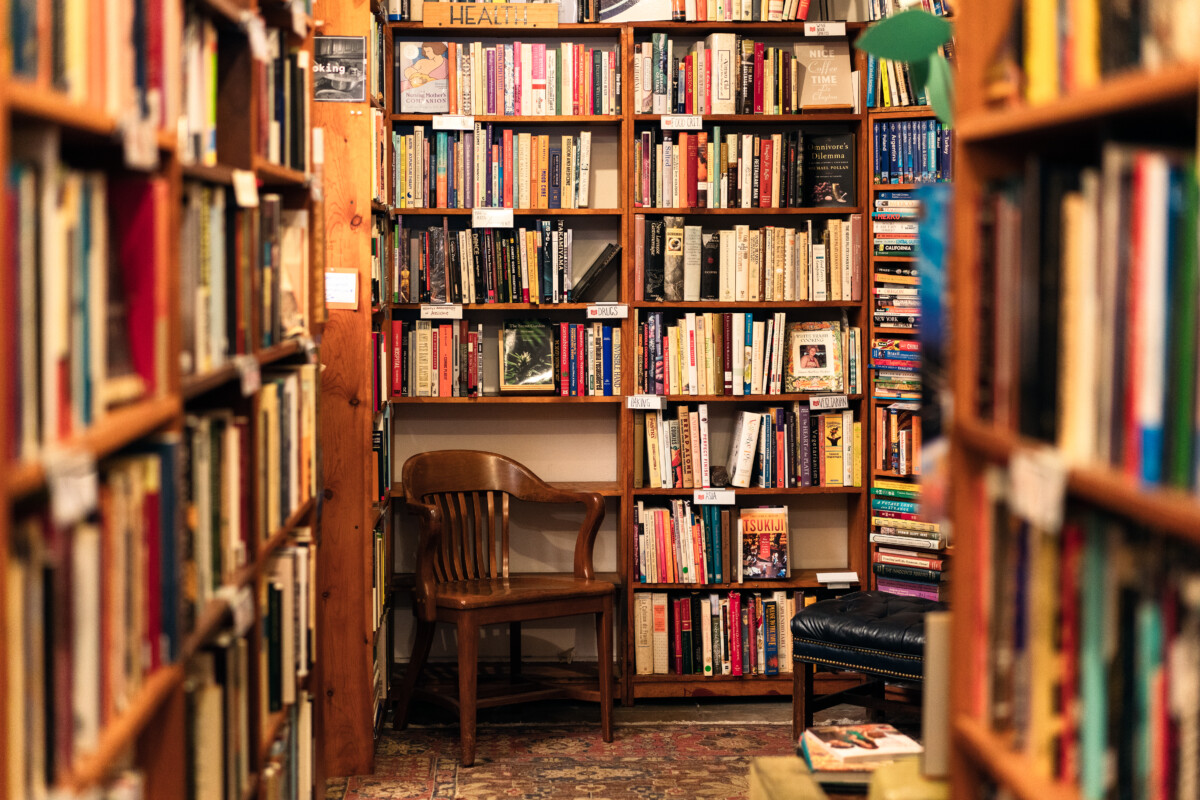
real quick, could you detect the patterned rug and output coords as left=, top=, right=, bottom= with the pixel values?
left=327, top=722, right=796, bottom=800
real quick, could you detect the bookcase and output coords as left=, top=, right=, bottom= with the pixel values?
left=1, top=0, right=326, bottom=797
left=947, top=1, right=1200, bottom=798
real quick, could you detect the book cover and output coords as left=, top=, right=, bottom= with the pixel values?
left=739, top=506, right=787, bottom=579
left=802, top=723, right=923, bottom=765
left=785, top=321, right=844, bottom=393
left=498, top=318, right=557, bottom=393
left=398, top=42, right=449, bottom=113
left=803, top=133, right=855, bottom=207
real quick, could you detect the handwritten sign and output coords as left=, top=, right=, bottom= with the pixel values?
left=693, top=489, right=735, bottom=505
left=423, top=2, right=559, bottom=27
left=421, top=303, right=463, bottom=320
left=472, top=208, right=514, bottom=228
left=794, top=39, right=854, bottom=109
left=626, top=395, right=667, bottom=411
left=433, top=115, right=475, bottom=131
left=804, top=21, right=846, bottom=37
left=662, top=115, right=703, bottom=131
left=586, top=304, right=628, bottom=319
left=809, top=394, right=849, bottom=410
left=325, top=269, right=359, bottom=310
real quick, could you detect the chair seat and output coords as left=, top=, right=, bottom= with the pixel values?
left=435, top=576, right=615, bottom=610
left=791, top=590, right=946, bottom=681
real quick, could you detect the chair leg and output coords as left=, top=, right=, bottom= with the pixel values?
left=596, top=596, right=614, bottom=743
left=793, top=660, right=814, bottom=742
left=392, top=617, right=436, bottom=730
left=457, top=618, right=480, bottom=767
left=509, top=621, right=522, bottom=682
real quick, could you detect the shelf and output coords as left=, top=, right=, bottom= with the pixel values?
left=5, top=81, right=174, bottom=151
left=390, top=113, right=620, bottom=124
left=391, top=302, right=596, bottom=311
left=867, top=105, right=935, bottom=117
left=955, top=417, right=1200, bottom=544
left=254, top=158, right=308, bottom=186
left=181, top=340, right=308, bottom=400
left=953, top=717, right=1081, bottom=800
left=388, top=20, right=623, bottom=32
left=637, top=206, right=860, bottom=215
left=390, top=480, right=622, bottom=498
left=957, top=61, right=1200, bottom=143
left=632, top=112, right=858, bottom=123
left=631, top=673, right=793, bottom=699
left=872, top=469, right=919, bottom=479
left=194, top=0, right=249, bottom=25
left=632, top=300, right=861, bottom=309
left=182, top=162, right=238, bottom=184
left=630, top=20, right=867, bottom=33
left=626, top=393, right=865, bottom=403
left=391, top=207, right=621, bottom=216
left=871, top=183, right=947, bottom=192
left=372, top=200, right=393, bottom=214
left=390, top=394, right=624, bottom=404
left=633, top=485, right=862, bottom=496
left=633, top=570, right=823, bottom=590
left=873, top=326, right=918, bottom=335
left=7, top=396, right=182, bottom=500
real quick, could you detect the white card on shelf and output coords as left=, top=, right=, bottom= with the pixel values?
left=661, top=114, right=703, bottom=131
left=122, top=117, right=159, bottom=171
left=420, top=303, right=464, bottom=320
left=232, top=169, right=260, bottom=207
left=433, top=114, right=475, bottom=131
left=44, top=449, right=99, bottom=528
left=817, top=571, right=859, bottom=584
left=1009, top=447, right=1067, bottom=532
left=809, top=394, right=849, bottom=410
left=586, top=304, right=628, bottom=319
left=234, top=354, right=262, bottom=396
left=325, top=270, right=358, bottom=309
left=626, top=395, right=667, bottom=410
left=246, top=15, right=268, bottom=61
left=693, top=489, right=735, bottom=505
left=472, top=208, right=514, bottom=228
left=805, top=21, right=846, bottom=36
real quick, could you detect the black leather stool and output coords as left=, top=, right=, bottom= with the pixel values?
left=790, top=590, right=946, bottom=739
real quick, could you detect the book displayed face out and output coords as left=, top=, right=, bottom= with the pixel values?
left=499, top=319, right=557, bottom=393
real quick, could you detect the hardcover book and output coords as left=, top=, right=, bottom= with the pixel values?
left=498, top=318, right=557, bottom=393
left=800, top=724, right=923, bottom=765
left=803, top=133, right=856, bottom=207
left=793, top=41, right=854, bottom=109
left=739, top=507, right=788, bottom=579
left=785, top=321, right=844, bottom=393
left=398, top=42, right=450, bottom=113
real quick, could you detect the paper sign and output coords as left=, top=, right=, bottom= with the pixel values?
left=662, top=115, right=703, bottom=130
left=122, top=117, right=159, bottom=171
left=44, top=449, right=99, bottom=528
left=693, top=489, right=735, bottom=505
left=809, top=394, right=849, bottom=410
left=817, top=571, right=859, bottom=584
left=626, top=395, right=667, bottom=410
left=421, top=303, right=463, bottom=320
left=1009, top=447, right=1067, bottom=532
left=472, top=208, right=514, bottom=228
left=232, top=169, right=260, bottom=207
left=325, top=269, right=359, bottom=310
left=586, top=304, right=628, bottom=319
left=433, top=115, right=475, bottom=131
left=805, top=22, right=846, bottom=36
left=423, top=1, right=559, bottom=27
left=234, top=354, right=262, bottom=396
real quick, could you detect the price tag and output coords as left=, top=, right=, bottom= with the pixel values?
left=433, top=114, right=475, bottom=131
left=232, top=169, right=260, bottom=208
left=809, top=394, right=849, bottom=410
left=804, top=21, right=846, bottom=36
left=246, top=15, right=269, bottom=62
left=586, top=304, right=628, bottom=319
left=626, top=394, right=667, bottom=410
left=420, top=303, right=464, bottom=320
left=234, top=354, right=262, bottom=396
left=1009, top=447, right=1067, bottom=532
left=122, top=117, right=160, bottom=171
left=472, top=208, right=514, bottom=228
left=44, top=449, right=99, bottom=528
left=661, top=114, right=703, bottom=131
left=693, top=489, right=735, bottom=505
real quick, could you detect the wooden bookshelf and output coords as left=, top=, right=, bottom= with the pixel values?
left=1, top=0, right=326, bottom=795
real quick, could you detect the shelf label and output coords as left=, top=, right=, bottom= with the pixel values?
left=1009, top=447, right=1066, bottom=532
left=122, top=116, right=160, bottom=171
left=817, top=571, right=859, bottom=584
left=44, top=449, right=99, bottom=528
left=433, top=115, right=475, bottom=131
left=472, top=208, right=514, bottom=228
left=217, top=585, right=257, bottom=636
left=232, top=169, right=260, bottom=208
left=805, top=21, right=846, bottom=36
left=626, top=394, right=667, bottom=411
left=325, top=269, right=359, bottom=310
left=693, top=489, right=735, bottom=505
left=422, top=1, right=560, bottom=27
left=809, top=394, right=849, bottom=410
left=420, top=303, right=464, bottom=320
left=661, top=115, right=703, bottom=131
left=246, top=15, right=269, bottom=62
left=586, top=304, right=628, bottom=319
left=234, top=354, right=262, bottom=397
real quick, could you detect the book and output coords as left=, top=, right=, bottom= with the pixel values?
left=739, top=507, right=788, bottom=579
left=803, top=133, right=855, bottom=207
left=397, top=42, right=450, bottom=112
left=498, top=319, right=557, bottom=393
left=801, top=723, right=923, bottom=765
left=785, top=321, right=844, bottom=393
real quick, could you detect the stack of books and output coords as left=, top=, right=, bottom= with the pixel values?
left=872, top=191, right=920, bottom=263
left=871, top=339, right=921, bottom=402
left=798, top=723, right=923, bottom=789
left=869, top=480, right=944, bottom=600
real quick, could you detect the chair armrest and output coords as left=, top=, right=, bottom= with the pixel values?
left=518, top=480, right=606, bottom=581
left=406, top=499, right=443, bottom=622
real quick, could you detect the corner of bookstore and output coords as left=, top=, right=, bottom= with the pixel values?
left=5, top=0, right=1197, bottom=798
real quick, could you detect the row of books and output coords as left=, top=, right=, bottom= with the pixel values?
left=386, top=0, right=605, bottom=26
left=258, top=31, right=311, bottom=172
left=864, top=2, right=954, bottom=109
left=633, top=589, right=797, bottom=678
left=638, top=215, right=864, bottom=302
left=395, top=40, right=621, bottom=116
left=258, top=693, right=316, bottom=800
left=635, top=503, right=776, bottom=582
left=634, top=129, right=856, bottom=209
left=978, top=146, right=1200, bottom=488
left=370, top=404, right=392, bottom=504
left=873, top=402, right=920, bottom=475
left=634, top=35, right=853, bottom=116
left=867, top=0, right=951, bottom=19
left=371, top=515, right=390, bottom=635
left=872, top=190, right=920, bottom=259
left=872, top=120, right=953, bottom=185
left=392, top=127, right=594, bottom=210
left=261, top=545, right=317, bottom=716
left=872, top=547, right=945, bottom=601
left=182, top=11, right=219, bottom=166
left=871, top=338, right=921, bottom=402
left=370, top=15, right=387, bottom=102
left=373, top=108, right=389, bottom=207
left=662, top=0, right=814, bottom=23
left=7, top=138, right=167, bottom=461
left=634, top=314, right=860, bottom=396
left=6, top=443, right=182, bottom=796
left=868, top=495, right=942, bottom=555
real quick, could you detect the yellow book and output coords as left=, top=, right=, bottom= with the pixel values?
left=1071, top=0, right=1100, bottom=93
left=645, top=412, right=663, bottom=488
left=822, top=414, right=844, bottom=487
left=875, top=477, right=920, bottom=494
left=879, top=58, right=892, bottom=107
left=1024, top=0, right=1058, bottom=104
left=853, top=421, right=862, bottom=487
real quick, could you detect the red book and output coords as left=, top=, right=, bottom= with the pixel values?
left=684, top=55, right=694, bottom=114
left=747, top=599, right=757, bottom=674
left=705, top=49, right=713, bottom=113
left=759, top=137, right=773, bottom=208
left=575, top=324, right=586, bottom=397
left=672, top=598, right=684, bottom=674
left=776, top=410, right=787, bottom=487
left=685, top=133, right=698, bottom=208
left=513, top=40, right=522, bottom=114
left=729, top=592, right=743, bottom=676
left=753, top=43, right=765, bottom=113
left=796, top=0, right=810, bottom=19
left=724, top=313, right=733, bottom=393
left=108, top=176, right=166, bottom=401
left=467, top=329, right=478, bottom=396
left=392, top=320, right=404, bottom=394
left=560, top=322, right=570, bottom=396
left=503, top=129, right=514, bottom=208
left=680, top=598, right=693, bottom=672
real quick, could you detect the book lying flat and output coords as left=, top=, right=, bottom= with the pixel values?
left=801, top=723, right=923, bottom=765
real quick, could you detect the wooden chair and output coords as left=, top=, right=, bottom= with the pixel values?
left=391, top=450, right=615, bottom=766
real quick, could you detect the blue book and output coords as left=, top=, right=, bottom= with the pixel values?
left=888, top=123, right=899, bottom=184
left=873, top=123, right=881, bottom=183
left=763, top=601, right=779, bottom=676
left=904, top=121, right=915, bottom=183
left=942, top=125, right=953, bottom=182
left=602, top=326, right=613, bottom=395
left=866, top=54, right=877, bottom=108
left=744, top=314, right=754, bottom=394
left=872, top=348, right=921, bottom=361
left=879, top=124, right=890, bottom=184
left=712, top=507, right=723, bottom=583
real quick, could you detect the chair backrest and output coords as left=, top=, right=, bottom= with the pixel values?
left=401, top=450, right=561, bottom=582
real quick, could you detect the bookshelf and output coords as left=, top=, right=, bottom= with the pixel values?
left=1, top=0, right=325, bottom=797
left=948, top=1, right=1200, bottom=798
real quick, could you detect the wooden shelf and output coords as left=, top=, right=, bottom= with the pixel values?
left=632, top=112, right=858, bottom=123
left=630, top=20, right=867, bottom=33
left=954, top=717, right=1081, bottom=800
left=631, top=673, right=793, bottom=699
left=955, top=417, right=1200, bottom=544
left=390, top=113, right=620, bottom=124
left=182, top=340, right=307, bottom=400
left=390, top=480, right=622, bottom=498
left=5, top=81, right=173, bottom=151
left=871, top=183, right=946, bottom=192
left=254, top=158, right=308, bottom=186
left=637, top=206, right=861, bottom=215
left=391, top=207, right=621, bottom=216
left=631, top=300, right=860, bottom=309
left=390, top=394, right=623, bottom=404
left=867, top=105, right=935, bottom=117
left=633, top=485, right=862, bottom=496
left=389, top=570, right=623, bottom=590
left=194, top=0, right=249, bottom=25
left=957, top=61, right=1200, bottom=142
left=371, top=200, right=393, bottom=214
left=625, top=393, right=865, bottom=403
left=388, top=20, right=623, bottom=32
left=391, top=302, right=596, bottom=311
left=634, top=570, right=823, bottom=590
left=7, top=396, right=182, bottom=500
left=872, top=469, right=919, bottom=479
left=182, top=162, right=238, bottom=184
